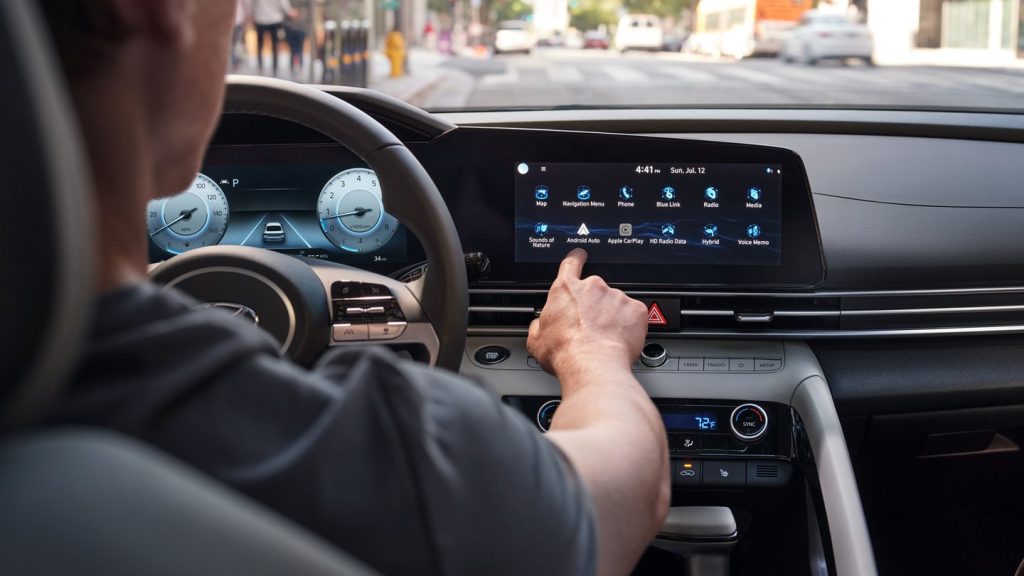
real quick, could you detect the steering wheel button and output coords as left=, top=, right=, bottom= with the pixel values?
left=369, top=322, right=406, bottom=340
left=474, top=345, right=510, bottom=365
left=332, top=323, right=368, bottom=342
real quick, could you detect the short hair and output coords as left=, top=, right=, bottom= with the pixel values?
left=39, top=0, right=132, bottom=77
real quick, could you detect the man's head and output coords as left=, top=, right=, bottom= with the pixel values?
left=41, top=0, right=235, bottom=197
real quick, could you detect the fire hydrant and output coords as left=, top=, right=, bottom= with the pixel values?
left=385, top=30, right=406, bottom=78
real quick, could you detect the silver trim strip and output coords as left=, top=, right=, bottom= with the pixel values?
left=470, top=286, right=1024, bottom=298
left=842, top=304, right=1024, bottom=316
left=680, top=309, right=734, bottom=316
left=468, top=324, right=1024, bottom=338
left=469, top=306, right=536, bottom=314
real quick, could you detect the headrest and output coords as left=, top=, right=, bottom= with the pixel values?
left=0, top=0, right=94, bottom=429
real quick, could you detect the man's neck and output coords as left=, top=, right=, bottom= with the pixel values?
left=75, top=70, right=155, bottom=293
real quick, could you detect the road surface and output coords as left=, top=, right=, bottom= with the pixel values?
left=413, top=48, right=1024, bottom=110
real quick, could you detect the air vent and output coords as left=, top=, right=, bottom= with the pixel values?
left=754, top=463, right=780, bottom=479
left=468, top=287, right=1024, bottom=338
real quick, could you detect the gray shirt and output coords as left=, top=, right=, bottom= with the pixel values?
left=52, top=283, right=596, bottom=576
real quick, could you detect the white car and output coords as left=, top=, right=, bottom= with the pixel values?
left=615, top=14, right=663, bottom=52
left=781, top=11, right=873, bottom=65
left=493, top=20, right=534, bottom=55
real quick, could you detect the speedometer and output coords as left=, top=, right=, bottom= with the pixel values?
left=146, top=173, right=229, bottom=255
left=317, top=168, right=398, bottom=254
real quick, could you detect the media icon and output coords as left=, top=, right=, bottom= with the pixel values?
left=619, top=223, right=633, bottom=237
left=535, top=186, right=549, bottom=201
left=534, top=222, right=549, bottom=235
left=662, top=186, right=676, bottom=201
left=746, top=224, right=762, bottom=239
left=619, top=186, right=634, bottom=200
left=661, top=223, right=676, bottom=237
left=747, top=187, right=762, bottom=202
left=704, top=187, right=719, bottom=201
left=577, top=223, right=591, bottom=236
left=703, top=223, right=718, bottom=238
left=576, top=186, right=591, bottom=201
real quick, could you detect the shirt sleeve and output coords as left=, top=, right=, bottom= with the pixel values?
left=152, top=345, right=596, bottom=576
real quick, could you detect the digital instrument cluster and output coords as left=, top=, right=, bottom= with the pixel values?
left=146, top=162, right=408, bottom=266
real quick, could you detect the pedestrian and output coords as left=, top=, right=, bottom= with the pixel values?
left=252, top=0, right=297, bottom=74
left=284, top=0, right=312, bottom=74
left=231, top=0, right=251, bottom=71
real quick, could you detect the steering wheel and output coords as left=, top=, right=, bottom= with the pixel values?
left=150, top=76, right=468, bottom=371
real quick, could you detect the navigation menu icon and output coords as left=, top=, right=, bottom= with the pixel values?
left=577, top=186, right=591, bottom=201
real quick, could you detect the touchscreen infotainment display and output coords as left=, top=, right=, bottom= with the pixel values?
left=515, top=162, right=782, bottom=266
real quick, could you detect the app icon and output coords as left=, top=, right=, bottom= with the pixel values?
left=661, top=223, right=676, bottom=237
left=703, top=223, right=718, bottom=238
left=619, top=223, right=633, bottom=237
left=577, top=186, right=591, bottom=201
left=535, top=222, right=549, bottom=235
left=577, top=223, right=591, bottom=236
left=535, top=186, right=549, bottom=201
left=619, top=186, right=634, bottom=200
left=704, top=187, right=719, bottom=201
left=747, top=187, right=762, bottom=202
left=662, top=186, right=676, bottom=201
left=746, top=224, right=762, bottom=238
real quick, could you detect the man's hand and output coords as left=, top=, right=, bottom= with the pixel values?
left=529, top=249, right=669, bottom=576
left=527, top=248, right=649, bottom=380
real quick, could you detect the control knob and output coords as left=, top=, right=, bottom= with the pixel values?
left=640, top=342, right=668, bottom=368
left=730, top=403, right=768, bottom=442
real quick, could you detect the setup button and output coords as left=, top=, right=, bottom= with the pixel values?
left=474, top=346, right=510, bottom=365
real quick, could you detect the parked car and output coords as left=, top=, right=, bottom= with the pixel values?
left=614, top=14, right=663, bottom=52
left=493, top=20, right=534, bottom=55
left=583, top=30, right=610, bottom=50
left=781, top=10, right=873, bottom=65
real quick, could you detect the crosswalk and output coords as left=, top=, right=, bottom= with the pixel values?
left=475, top=58, right=1024, bottom=97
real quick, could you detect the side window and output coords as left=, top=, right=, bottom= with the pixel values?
left=632, top=20, right=640, bottom=28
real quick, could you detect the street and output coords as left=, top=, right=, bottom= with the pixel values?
left=409, top=48, right=1024, bottom=110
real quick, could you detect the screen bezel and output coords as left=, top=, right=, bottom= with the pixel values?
left=413, top=127, right=825, bottom=290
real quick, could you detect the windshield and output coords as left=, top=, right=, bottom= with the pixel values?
left=234, top=0, right=1024, bottom=112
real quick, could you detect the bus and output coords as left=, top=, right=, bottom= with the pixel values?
left=687, top=0, right=814, bottom=58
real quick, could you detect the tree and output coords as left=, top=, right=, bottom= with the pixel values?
left=569, top=0, right=618, bottom=30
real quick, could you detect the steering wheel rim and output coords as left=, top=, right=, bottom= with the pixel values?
left=152, top=76, right=467, bottom=371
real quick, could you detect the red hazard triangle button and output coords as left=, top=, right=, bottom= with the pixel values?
left=647, top=302, right=668, bottom=326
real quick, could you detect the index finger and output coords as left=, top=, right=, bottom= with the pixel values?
left=557, top=248, right=588, bottom=281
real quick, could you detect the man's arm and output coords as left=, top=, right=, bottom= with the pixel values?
left=528, top=248, right=670, bottom=576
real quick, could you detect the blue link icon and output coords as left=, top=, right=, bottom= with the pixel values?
left=662, top=186, right=676, bottom=200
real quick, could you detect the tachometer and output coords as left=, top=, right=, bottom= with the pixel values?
left=147, top=173, right=229, bottom=255
left=317, top=168, right=398, bottom=254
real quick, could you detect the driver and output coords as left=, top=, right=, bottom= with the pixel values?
left=40, top=1, right=669, bottom=575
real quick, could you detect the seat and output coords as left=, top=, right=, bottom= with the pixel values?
left=0, top=1, right=373, bottom=574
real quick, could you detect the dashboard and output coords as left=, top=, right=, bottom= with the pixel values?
left=146, top=91, right=1024, bottom=576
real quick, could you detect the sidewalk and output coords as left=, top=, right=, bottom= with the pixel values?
left=875, top=48, right=1024, bottom=70
left=368, top=48, right=453, bottom=103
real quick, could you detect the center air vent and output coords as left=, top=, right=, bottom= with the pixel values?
left=468, top=287, right=1024, bottom=338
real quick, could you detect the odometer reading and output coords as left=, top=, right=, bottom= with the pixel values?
left=317, top=168, right=398, bottom=254
left=146, top=173, right=229, bottom=255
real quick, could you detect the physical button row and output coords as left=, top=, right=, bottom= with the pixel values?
left=332, top=322, right=408, bottom=342
left=671, top=459, right=792, bottom=489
